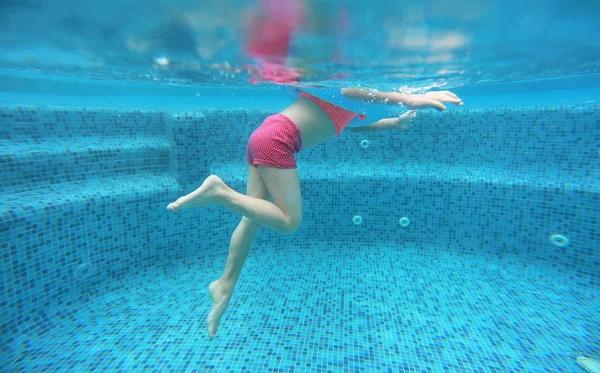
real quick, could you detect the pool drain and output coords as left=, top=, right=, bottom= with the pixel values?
left=549, top=234, right=570, bottom=248
left=74, top=263, right=94, bottom=280
left=352, top=215, right=363, bottom=225
left=398, top=217, right=411, bottom=227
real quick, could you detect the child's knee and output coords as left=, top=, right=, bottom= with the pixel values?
left=278, top=216, right=302, bottom=234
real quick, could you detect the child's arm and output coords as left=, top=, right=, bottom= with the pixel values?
left=341, top=89, right=463, bottom=111
left=346, top=111, right=416, bottom=133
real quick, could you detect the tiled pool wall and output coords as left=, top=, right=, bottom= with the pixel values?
left=1, top=103, right=598, bottom=349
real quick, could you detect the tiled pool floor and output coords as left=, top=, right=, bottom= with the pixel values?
left=6, top=243, right=599, bottom=373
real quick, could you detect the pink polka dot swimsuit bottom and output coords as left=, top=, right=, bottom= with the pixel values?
left=246, top=114, right=302, bottom=169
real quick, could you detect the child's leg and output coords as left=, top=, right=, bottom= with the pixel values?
left=207, top=165, right=270, bottom=338
left=167, top=165, right=302, bottom=337
left=167, top=167, right=302, bottom=234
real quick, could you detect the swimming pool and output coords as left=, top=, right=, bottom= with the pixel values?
left=1, top=77, right=598, bottom=372
left=1, top=0, right=599, bottom=372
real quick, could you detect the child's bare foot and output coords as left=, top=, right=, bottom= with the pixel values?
left=167, top=175, right=229, bottom=211
left=393, top=110, right=417, bottom=130
left=207, top=280, right=232, bottom=338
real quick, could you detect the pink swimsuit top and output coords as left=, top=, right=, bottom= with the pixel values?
left=299, top=91, right=365, bottom=136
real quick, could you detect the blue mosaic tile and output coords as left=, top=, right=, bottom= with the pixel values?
left=0, top=102, right=599, bottom=372
left=4, top=244, right=599, bottom=373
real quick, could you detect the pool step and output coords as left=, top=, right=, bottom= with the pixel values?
left=0, top=105, right=178, bottom=217
left=0, top=174, right=178, bottom=219
left=210, top=162, right=599, bottom=193
left=0, top=106, right=165, bottom=140
left=0, top=136, right=171, bottom=191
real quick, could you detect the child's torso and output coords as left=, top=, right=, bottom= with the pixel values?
left=297, top=91, right=357, bottom=135
left=280, top=96, right=339, bottom=149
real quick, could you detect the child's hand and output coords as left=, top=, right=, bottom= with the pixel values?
left=404, top=91, right=463, bottom=111
left=347, top=110, right=417, bottom=132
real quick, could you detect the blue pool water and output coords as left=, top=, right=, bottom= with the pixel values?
left=1, top=0, right=600, bottom=372
left=1, top=89, right=598, bottom=372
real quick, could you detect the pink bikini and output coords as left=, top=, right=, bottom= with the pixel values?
left=244, top=0, right=361, bottom=169
left=246, top=90, right=362, bottom=169
left=298, top=91, right=362, bottom=136
left=246, top=114, right=302, bottom=169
